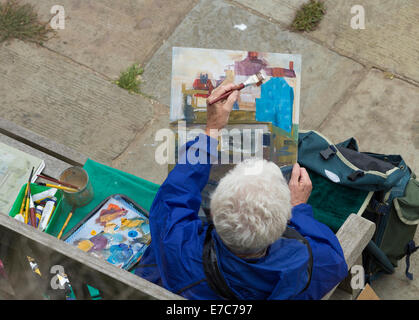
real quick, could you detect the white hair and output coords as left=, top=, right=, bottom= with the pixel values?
left=210, top=159, right=291, bottom=255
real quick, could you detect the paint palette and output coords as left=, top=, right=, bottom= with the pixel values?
left=64, top=194, right=150, bottom=270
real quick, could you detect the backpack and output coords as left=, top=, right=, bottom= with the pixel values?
left=298, top=130, right=419, bottom=281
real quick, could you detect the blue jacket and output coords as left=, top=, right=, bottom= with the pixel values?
left=135, top=134, right=348, bottom=299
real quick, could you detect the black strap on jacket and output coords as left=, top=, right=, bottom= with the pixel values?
left=202, top=224, right=313, bottom=300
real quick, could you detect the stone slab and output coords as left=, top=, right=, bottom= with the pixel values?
left=111, top=101, right=170, bottom=185
left=0, top=41, right=154, bottom=170
left=27, top=0, right=198, bottom=79
left=141, top=0, right=365, bottom=130
left=319, top=69, right=419, bottom=175
left=319, top=68, right=419, bottom=299
left=235, top=0, right=419, bottom=83
left=234, top=0, right=308, bottom=26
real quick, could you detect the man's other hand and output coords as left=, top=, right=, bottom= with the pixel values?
left=289, top=163, right=313, bottom=207
left=205, top=83, right=239, bottom=138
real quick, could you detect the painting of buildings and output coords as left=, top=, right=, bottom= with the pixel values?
left=171, top=47, right=300, bottom=136
left=170, top=47, right=301, bottom=199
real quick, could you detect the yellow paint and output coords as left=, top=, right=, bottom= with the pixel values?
left=120, top=218, right=144, bottom=230
left=90, top=230, right=97, bottom=236
left=78, top=240, right=94, bottom=252
left=104, top=223, right=117, bottom=233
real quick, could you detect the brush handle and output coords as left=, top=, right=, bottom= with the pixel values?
left=37, top=182, right=78, bottom=193
left=29, top=207, right=37, bottom=228
left=19, top=183, right=29, bottom=215
left=38, top=174, right=80, bottom=190
left=57, top=212, right=73, bottom=240
left=207, top=83, right=244, bottom=105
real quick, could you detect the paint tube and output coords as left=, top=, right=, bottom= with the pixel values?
left=37, top=197, right=56, bottom=206
left=35, top=205, right=44, bottom=228
left=14, top=214, right=25, bottom=223
left=32, top=188, right=58, bottom=204
left=38, top=197, right=56, bottom=231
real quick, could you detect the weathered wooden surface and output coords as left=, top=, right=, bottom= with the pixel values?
left=336, top=214, right=375, bottom=268
left=323, top=214, right=375, bottom=300
left=0, top=212, right=183, bottom=300
left=0, top=133, right=71, bottom=179
left=0, top=117, right=87, bottom=167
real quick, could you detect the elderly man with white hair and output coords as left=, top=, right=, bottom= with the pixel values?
left=135, top=83, right=348, bottom=299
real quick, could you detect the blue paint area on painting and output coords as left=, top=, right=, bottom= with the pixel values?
left=233, top=101, right=239, bottom=110
left=255, top=77, right=294, bottom=132
left=107, top=244, right=133, bottom=265
left=128, top=230, right=138, bottom=238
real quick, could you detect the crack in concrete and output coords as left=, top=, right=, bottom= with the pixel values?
left=141, top=0, right=201, bottom=67
left=110, top=120, right=152, bottom=165
left=39, top=44, right=113, bottom=81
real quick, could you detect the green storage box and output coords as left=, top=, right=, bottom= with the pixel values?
left=9, top=183, right=63, bottom=235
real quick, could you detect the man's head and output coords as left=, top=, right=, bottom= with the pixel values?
left=210, top=159, right=292, bottom=256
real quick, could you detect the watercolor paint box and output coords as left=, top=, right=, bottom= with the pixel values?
left=62, top=194, right=150, bottom=271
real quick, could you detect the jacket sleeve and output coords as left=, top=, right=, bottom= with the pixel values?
left=289, top=203, right=348, bottom=300
left=148, top=133, right=218, bottom=290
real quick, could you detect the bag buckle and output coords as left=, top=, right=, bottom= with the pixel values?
left=320, top=145, right=337, bottom=160
left=348, top=170, right=365, bottom=181
left=370, top=199, right=390, bottom=215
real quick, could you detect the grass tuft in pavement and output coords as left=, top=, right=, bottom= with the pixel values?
left=0, top=0, right=53, bottom=44
left=291, top=0, right=326, bottom=32
left=115, top=63, right=144, bottom=94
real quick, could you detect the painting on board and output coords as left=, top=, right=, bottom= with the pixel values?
left=64, top=195, right=151, bottom=270
left=169, top=122, right=277, bottom=212
left=170, top=47, right=301, bottom=165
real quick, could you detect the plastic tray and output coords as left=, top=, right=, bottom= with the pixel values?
left=9, top=183, right=63, bottom=234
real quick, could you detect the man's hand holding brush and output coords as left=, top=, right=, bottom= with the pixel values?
left=205, top=83, right=239, bottom=139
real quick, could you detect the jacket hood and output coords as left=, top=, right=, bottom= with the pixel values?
left=213, top=230, right=310, bottom=300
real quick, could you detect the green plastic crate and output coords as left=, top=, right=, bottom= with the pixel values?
left=9, top=183, right=63, bottom=235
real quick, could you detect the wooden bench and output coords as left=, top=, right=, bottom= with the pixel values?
left=0, top=117, right=375, bottom=300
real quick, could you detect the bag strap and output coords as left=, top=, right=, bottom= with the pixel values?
left=202, top=224, right=313, bottom=299
left=282, top=227, right=313, bottom=293
left=405, top=240, right=419, bottom=280
left=202, top=224, right=239, bottom=300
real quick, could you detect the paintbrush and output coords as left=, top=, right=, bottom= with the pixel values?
left=19, top=167, right=34, bottom=216
left=24, top=167, right=34, bottom=224
left=29, top=192, right=37, bottom=227
left=37, top=174, right=80, bottom=190
left=36, top=182, right=79, bottom=193
left=57, top=207, right=75, bottom=240
left=207, top=71, right=266, bottom=105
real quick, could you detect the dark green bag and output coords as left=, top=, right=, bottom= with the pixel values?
left=298, top=130, right=419, bottom=280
